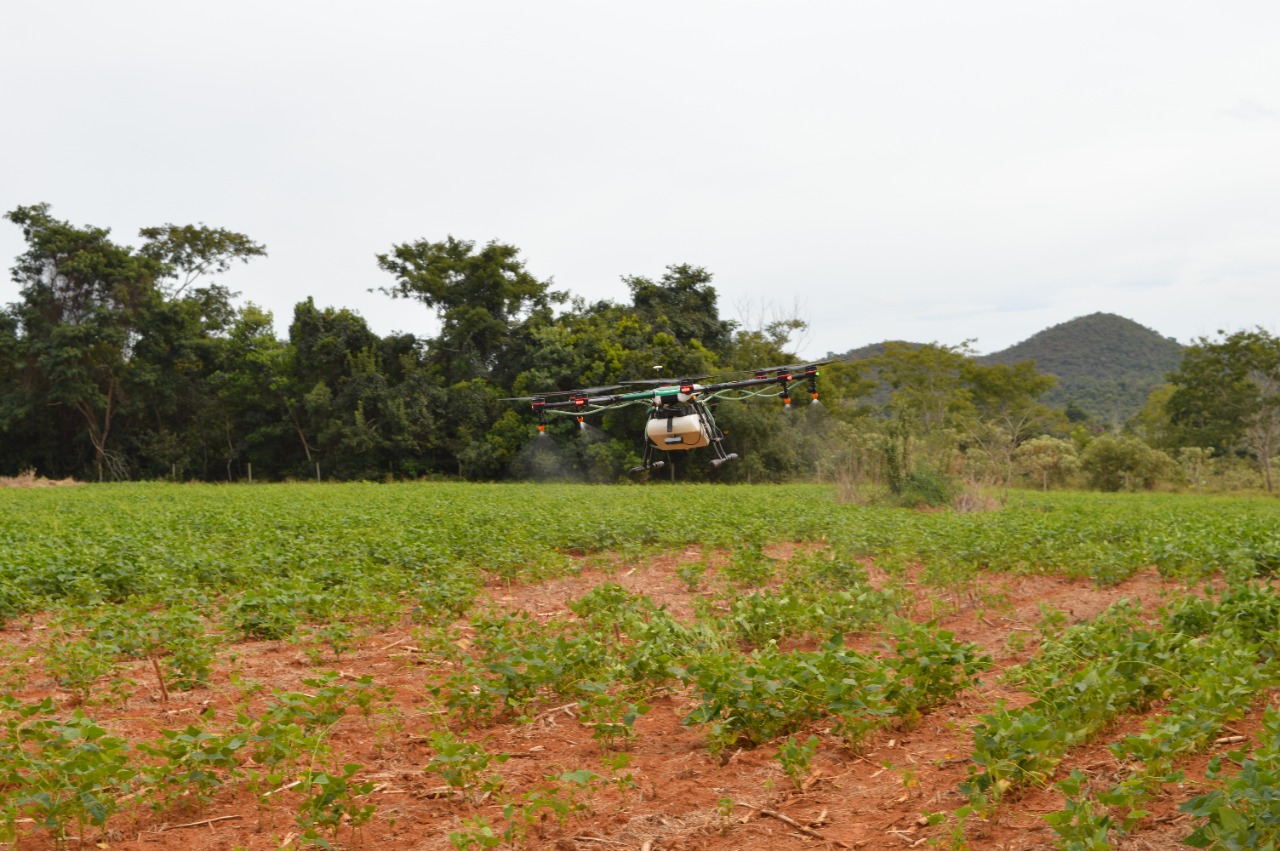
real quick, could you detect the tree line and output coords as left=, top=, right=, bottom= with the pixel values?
left=2, top=204, right=1276, bottom=494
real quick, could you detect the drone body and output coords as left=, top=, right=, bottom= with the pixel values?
left=502, top=362, right=828, bottom=475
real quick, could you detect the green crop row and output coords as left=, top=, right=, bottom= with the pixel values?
left=3, top=485, right=1280, bottom=631
left=1181, top=707, right=1280, bottom=850
left=0, top=672, right=385, bottom=849
left=1043, top=586, right=1280, bottom=849
left=969, top=585, right=1280, bottom=806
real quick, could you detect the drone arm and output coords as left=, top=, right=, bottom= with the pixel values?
left=703, top=365, right=823, bottom=409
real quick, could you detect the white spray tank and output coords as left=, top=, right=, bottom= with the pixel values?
left=646, top=411, right=711, bottom=450
left=645, top=386, right=712, bottom=451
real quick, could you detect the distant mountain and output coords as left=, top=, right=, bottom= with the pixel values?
left=836, top=341, right=912, bottom=361
left=980, top=313, right=1184, bottom=423
left=830, top=313, right=1186, bottom=424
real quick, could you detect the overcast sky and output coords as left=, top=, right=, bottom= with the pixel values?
left=3, top=1, right=1278, bottom=359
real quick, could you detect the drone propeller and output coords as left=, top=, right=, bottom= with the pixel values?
left=499, top=384, right=622, bottom=402
left=618, top=376, right=709, bottom=386
left=718, top=359, right=834, bottom=378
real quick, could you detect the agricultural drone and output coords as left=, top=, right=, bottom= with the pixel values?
left=502, top=361, right=829, bottom=474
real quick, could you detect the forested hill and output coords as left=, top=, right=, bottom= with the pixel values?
left=979, top=313, right=1185, bottom=423
left=830, top=313, right=1185, bottom=423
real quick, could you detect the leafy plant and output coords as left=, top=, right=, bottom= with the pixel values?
left=44, top=637, right=117, bottom=703
left=721, top=543, right=776, bottom=588
left=0, top=697, right=136, bottom=846
left=294, top=763, right=377, bottom=847
left=775, top=734, right=820, bottom=789
left=138, top=722, right=246, bottom=812
left=576, top=680, right=650, bottom=751
left=425, top=731, right=508, bottom=803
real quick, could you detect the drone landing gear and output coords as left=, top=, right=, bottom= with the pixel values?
left=696, top=402, right=737, bottom=470
left=709, top=452, right=738, bottom=469
left=628, top=442, right=666, bottom=475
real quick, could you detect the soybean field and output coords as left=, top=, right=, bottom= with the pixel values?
left=2, top=483, right=1280, bottom=850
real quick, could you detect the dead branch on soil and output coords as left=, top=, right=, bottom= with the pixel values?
left=160, top=815, right=244, bottom=830
left=736, top=803, right=851, bottom=848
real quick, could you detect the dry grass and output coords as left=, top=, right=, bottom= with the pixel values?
left=0, top=468, right=80, bottom=488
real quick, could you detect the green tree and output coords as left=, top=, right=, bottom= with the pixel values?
left=1079, top=435, right=1172, bottom=492
left=376, top=236, right=560, bottom=382
left=1013, top=436, right=1080, bottom=490
left=873, top=342, right=974, bottom=489
left=1165, top=329, right=1280, bottom=491
left=139, top=223, right=266, bottom=298
left=125, top=286, right=239, bottom=478
left=285, top=299, right=426, bottom=480
left=624, top=264, right=734, bottom=353
left=4, top=204, right=166, bottom=480
left=876, top=342, right=974, bottom=435
left=206, top=304, right=294, bottom=478
left=961, top=360, right=1058, bottom=487
left=1176, top=446, right=1214, bottom=493
left=1131, top=383, right=1176, bottom=447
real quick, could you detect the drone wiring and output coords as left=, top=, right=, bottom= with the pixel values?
left=704, top=387, right=785, bottom=402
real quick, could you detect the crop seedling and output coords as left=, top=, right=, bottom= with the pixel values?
left=412, top=573, right=480, bottom=624
left=884, top=620, right=991, bottom=727
left=425, top=731, right=509, bottom=804
left=0, top=698, right=137, bottom=847
left=1181, top=712, right=1280, bottom=850
left=44, top=636, right=117, bottom=704
left=225, top=590, right=302, bottom=640
left=676, top=559, right=708, bottom=591
left=717, top=797, right=736, bottom=835
left=294, top=763, right=377, bottom=847
left=776, top=734, right=820, bottom=790
left=600, top=751, right=638, bottom=797
left=577, top=680, right=651, bottom=751
left=1044, top=770, right=1115, bottom=851
left=722, top=543, right=776, bottom=588
left=138, top=722, right=246, bottom=813
left=448, top=815, right=502, bottom=850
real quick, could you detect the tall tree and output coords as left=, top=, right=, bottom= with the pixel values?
left=4, top=204, right=166, bottom=479
left=624, top=264, right=734, bottom=354
left=1166, top=328, right=1280, bottom=491
left=376, top=236, right=560, bottom=382
left=961, top=360, right=1058, bottom=487
left=138, top=223, right=267, bottom=298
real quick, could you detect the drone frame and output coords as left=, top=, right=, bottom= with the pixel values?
left=506, top=362, right=827, bottom=475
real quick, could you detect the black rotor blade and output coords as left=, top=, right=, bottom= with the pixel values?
left=561, top=385, right=624, bottom=396
left=500, top=384, right=622, bottom=401
left=618, top=375, right=708, bottom=386
left=719, top=359, right=834, bottom=377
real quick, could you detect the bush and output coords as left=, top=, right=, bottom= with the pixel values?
left=893, top=470, right=956, bottom=507
left=1080, top=436, right=1172, bottom=492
